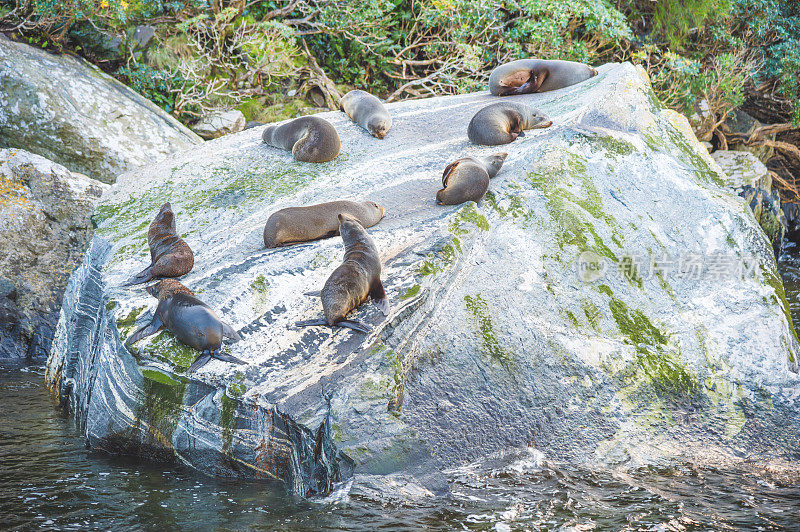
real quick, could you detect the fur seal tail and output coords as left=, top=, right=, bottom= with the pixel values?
left=123, top=265, right=154, bottom=287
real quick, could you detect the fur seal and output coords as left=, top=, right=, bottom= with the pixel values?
left=488, top=58, right=598, bottom=96
left=125, top=202, right=194, bottom=286
left=296, top=214, right=389, bottom=333
left=262, top=115, right=341, bottom=163
left=264, top=200, right=385, bottom=248
left=340, top=90, right=392, bottom=139
left=467, top=102, right=552, bottom=146
left=437, top=153, right=508, bottom=205
left=125, top=279, right=244, bottom=373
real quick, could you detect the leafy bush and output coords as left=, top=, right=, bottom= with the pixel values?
left=727, top=0, right=800, bottom=124
left=116, top=62, right=184, bottom=113
left=3, top=0, right=798, bottom=132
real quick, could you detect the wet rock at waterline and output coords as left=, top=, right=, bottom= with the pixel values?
left=0, top=39, right=202, bottom=184
left=0, top=149, right=108, bottom=358
left=712, top=150, right=785, bottom=257
left=191, top=110, right=247, bottom=140
left=47, top=63, right=800, bottom=497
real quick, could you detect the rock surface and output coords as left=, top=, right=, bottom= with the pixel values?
left=712, top=150, right=785, bottom=257
left=0, top=39, right=202, bottom=183
left=46, top=63, right=800, bottom=497
left=1, top=149, right=107, bottom=358
left=191, top=110, right=247, bottom=140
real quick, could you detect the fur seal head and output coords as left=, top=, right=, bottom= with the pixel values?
left=338, top=212, right=367, bottom=244
left=153, top=202, right=175, bottom=230
left=482, top=152, right=509, bottom=178
left=367, top=115, right=390, bottom=139
left=145, top=278, right=192, bottom=299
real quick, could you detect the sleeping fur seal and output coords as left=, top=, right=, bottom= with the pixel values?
left=467, top=102, right=552, bottom=146
left=296, top=214, right=389, bottom=333
left=125, top=279, right=244, bottom=373
left=437, top=153, right=507, bottom=205
left=340, top=90, right=392, bottom=139
left=489, top=58, right=597, bottom=96
left=125, top=202, right=194, bottom=286
left=262, top=115, right=341, bottom=163
left=264, top=200, right=385, bottom=248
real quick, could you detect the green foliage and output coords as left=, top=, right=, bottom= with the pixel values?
left=3, top=0, right=798, bottom=129
left=728, top=0, right=800, bottom=124
left=116, top=63, right=184, bottom=114
left=306, top=0, right=631, bottom=95
left=308, top=0, right=409, bottom=92
left=652, top=0, right=731, bottom=49
left=511, top=0, right=633, bottom=61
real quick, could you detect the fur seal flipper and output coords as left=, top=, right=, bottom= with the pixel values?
left=340, top=90, right=392, bottom=139
left=124, top=202, right=194, bottom=286
left=187, top=350, right=246, bottom=373
left=261, top=115, right=341, bottom=163
left=296, top=214, right=389, bottom=333
left=264, top=200, right=384, bottom=248
left=295, top=318, right=370, bottom=334
left=467, top=102, right=551, bottom=146
left=125, top=279, right=244, bottom=372
left=437, top=153, right=507, bottom=205
left=489, top=58, right=597, bottom=96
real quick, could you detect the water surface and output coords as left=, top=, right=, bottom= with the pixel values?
left=2, top=361, right=799, bottom=530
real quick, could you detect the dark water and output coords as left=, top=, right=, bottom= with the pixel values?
left=780, top=241, right=800, bottom=328
left=2, top=361, right=800, bottom=531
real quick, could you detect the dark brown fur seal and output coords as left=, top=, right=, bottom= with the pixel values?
left=125, top=202, right=194, bottom=286
left=437, top=153, right=507, bottom=205
left=340, top=90, right=392, bottom=139
left=261, top=115, right=341, bottom=163
left=125, top=279, right=244, bottom=373
left=467, top=102, right=552, bottom=146
left=489, top=59, right=598, bottom=96
left=264, top=200, right=385, bottom=248
left=296, top=214, right=389, bottom=333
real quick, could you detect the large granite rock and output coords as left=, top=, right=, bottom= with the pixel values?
left=46, top=63, right=800, bottom=497
left=0, top=39, right=202, bottom=184
left=1, top=149, right=107, bottom=358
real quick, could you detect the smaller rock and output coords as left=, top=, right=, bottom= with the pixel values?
left=0, top=148, right=108, bottom=358
left=243, top=121, right=264, bottom=130
left=727, top=109, right=762, bottom=137
left=133, top=25, right=156, bottom=49
left=713, top=150, right=784, bottom=257
left=726, top=109, right=775, bottom=161
left=712, top=150, right=771, bottom=189
left=191, top=110, right=246, bottom=140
